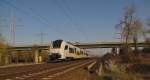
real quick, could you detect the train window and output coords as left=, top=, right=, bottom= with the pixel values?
left=69, top=48, right=74, bottom=53
left=74, top=48, right=76, bottom=53
left=64, top=45, right=68, bottom=50
left=80, top=51, right=83, bottom=54
left=81, top=51, right=83, bottom=54
left=77, top=51, right=80, bottom=55
left=53, top=40, right=63, bottom=48
left=86, top=53, right=88, bottom=56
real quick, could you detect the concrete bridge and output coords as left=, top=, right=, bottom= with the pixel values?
left=8, top=41, right=148, bottom=50
left=5, top=41, right=148, bottom=64
left=75, top=41, right=148, bottom=49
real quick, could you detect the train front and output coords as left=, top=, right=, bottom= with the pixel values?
left=48, top=40, right=64, bottom=61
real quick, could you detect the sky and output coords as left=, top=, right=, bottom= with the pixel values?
left=0, top=0, right=150, bottom=45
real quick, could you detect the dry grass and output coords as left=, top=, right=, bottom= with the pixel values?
left=97, top=60, right=143, bottom=80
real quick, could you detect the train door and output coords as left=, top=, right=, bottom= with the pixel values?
left=64, top=45, right=68, bottom=59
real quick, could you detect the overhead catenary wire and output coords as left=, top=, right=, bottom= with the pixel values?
left=1, top=0, right=66, bottom=38
left=1, top=0, right=91, bottom=43
left=53, top=0, right=90, bottom=42
left=16, top=1, right=66, bottom=35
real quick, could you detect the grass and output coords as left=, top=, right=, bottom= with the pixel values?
left=97, top=60, right=144, bottom=80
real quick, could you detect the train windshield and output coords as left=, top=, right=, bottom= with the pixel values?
left=52, top=40, right=63, bottom=48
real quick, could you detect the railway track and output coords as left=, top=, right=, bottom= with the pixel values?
left=0, top=59, right=96, bottom=80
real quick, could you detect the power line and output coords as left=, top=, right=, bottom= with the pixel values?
left=15, top=0, right=66, bottom=36
left=18, top=0, right=89, bottom=41
left=54, top=0, right=90, bottom=41
left=1, top=0, right=65, bottom=37
left=2, top=0, right=90, bottom=42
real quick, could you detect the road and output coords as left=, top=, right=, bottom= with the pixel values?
left=0, top=59, right=97, bottom=80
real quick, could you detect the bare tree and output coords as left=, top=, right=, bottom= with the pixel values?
left=132, top=18, right=142, bottom=52
left=116, top=5, right=135, bottom=53
left=145, top=18, right=150, bottom=42
left=116, top=5, right=143, bottom=54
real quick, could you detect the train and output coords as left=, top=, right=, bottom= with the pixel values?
left=48, top=39, right=88, bottom=61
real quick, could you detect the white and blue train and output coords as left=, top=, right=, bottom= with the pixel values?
left=48, top=40, right=88, bottom=61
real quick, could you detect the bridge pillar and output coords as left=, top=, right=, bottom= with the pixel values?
left=111, top=47, right=120, bottom=55
left=34, top=49, right=39, bottom=63
left=0, top=53, right=9, bottom=65
left=116, top=48, right=120, bottom=54
left=4, top=54, right=9, bottom=65
left=0, top=53, right=2, bottom=65
left=111, top=48, right=117, bottom=55
left=32, top=45, right=39, bottom=63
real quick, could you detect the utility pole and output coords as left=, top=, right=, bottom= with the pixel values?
left=37, top=32, right=47, bottom=44
left=0, top=17, right=3, bottom=36
left=9, top=12, right=15, bottom=45
left=0, top=17, right=2, bottom=41
left=0, top=17, right=1, bottom=33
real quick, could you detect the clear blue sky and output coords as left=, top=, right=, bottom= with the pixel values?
left=0, top=0, right=150, bottom=45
